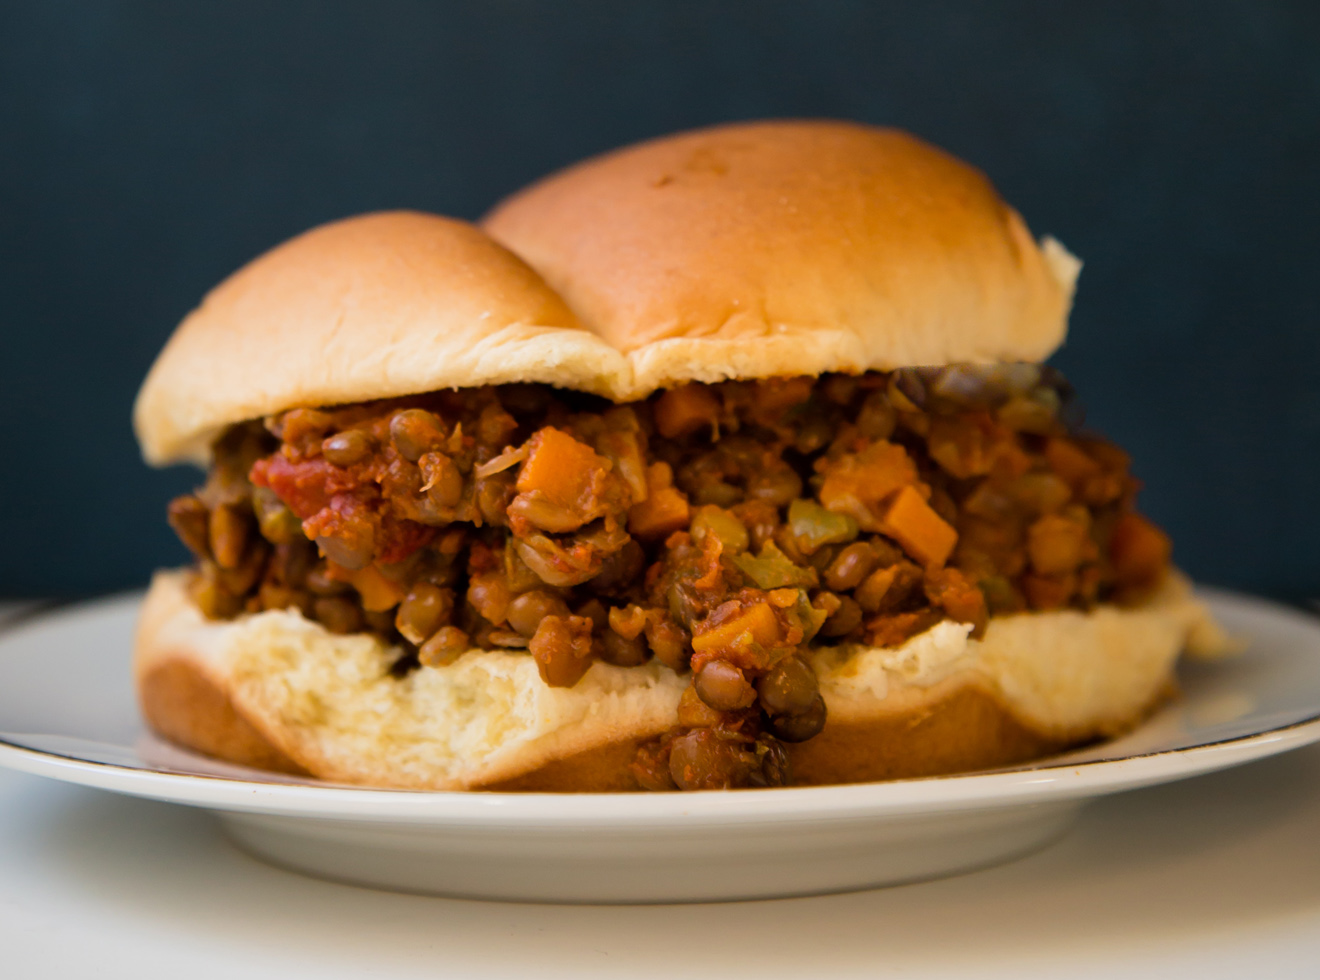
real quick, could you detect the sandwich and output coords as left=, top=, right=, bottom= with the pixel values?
left=132, top=120, right=1224, bottom=791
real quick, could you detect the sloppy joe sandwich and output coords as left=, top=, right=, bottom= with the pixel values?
left=133, top=120, right=1224, bottom=791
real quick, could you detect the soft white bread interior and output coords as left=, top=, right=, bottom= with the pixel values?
left=135, top=571, right=1224, bottom=791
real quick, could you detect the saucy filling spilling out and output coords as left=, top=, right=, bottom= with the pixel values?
left=168, top=366, right=1172, bottom=790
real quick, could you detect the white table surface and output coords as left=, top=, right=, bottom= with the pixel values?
left=0, top=601, right=41, bottom=629
left=2, top=741, right=1319, bottom=979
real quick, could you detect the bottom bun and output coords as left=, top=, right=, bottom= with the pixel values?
left=134, top=570, right=1226, bottom=791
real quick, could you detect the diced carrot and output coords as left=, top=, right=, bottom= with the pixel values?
left=516, top=427, right=608, bottom=507
left=1044, top=438, right=1101, bottom=488
left=691, top=601, right=781, bottom=654
left=1109, top=513, right=1171, bottom=586
left=628, top=462, right=691, bottom=538
left=653, top=385, right=721, bottom=439
left=349, top=564, right=407, bottom=612
left=880, top=485, right=959, bottom=568
left=818, top=441, right=919, bottom=530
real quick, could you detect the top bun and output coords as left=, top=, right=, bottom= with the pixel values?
left=135, top=122, right=1080, bottom=466
left=484, top=119, right=1080, bottom=396
left=133, top=212, right=624, bottom=465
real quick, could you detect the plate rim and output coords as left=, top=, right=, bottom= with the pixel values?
left=0, top=587, right=1318, bottom=826
left=2, top=716, right=1319, bottom=825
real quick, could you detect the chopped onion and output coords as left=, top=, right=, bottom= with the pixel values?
left=474, top=443, right=529, bottom=479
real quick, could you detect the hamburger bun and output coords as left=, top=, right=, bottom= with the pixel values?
left=484, top=119, right=1081, bottom=396
left=132, top=120, right=1218, bottom=791
left=136, top=123, right=1080, bottom=469
left=133, top=212, right=623, bottom=466
left=136, top=568, right=1221, bottom=790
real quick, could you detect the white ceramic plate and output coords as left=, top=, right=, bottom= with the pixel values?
left=0, top=589, right=1316, bottom=903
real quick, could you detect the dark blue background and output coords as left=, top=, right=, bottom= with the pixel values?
left=2, top=2, right=1317, bottom=601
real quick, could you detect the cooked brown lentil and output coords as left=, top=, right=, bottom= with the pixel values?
left=167, top=366, right=1173, bottom=791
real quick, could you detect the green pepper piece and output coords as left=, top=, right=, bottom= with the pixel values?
left=788, top=499, right=860, bottom=555
left=689, top=505, right=750, bottom=554
left=732, top=541, right=819, bottom=590
left=791, top=589, right=830, bottom=643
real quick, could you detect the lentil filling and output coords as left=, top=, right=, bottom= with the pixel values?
left=168, top=366, right=1172, bottom=790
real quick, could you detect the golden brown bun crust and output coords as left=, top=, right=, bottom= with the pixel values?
left=133, top=572, right=1218, bottom=791
left=133, top=570, right=690, bottom=790
left=137, top=654, right=1072, bottom=791
left=486, top=685, right=1076, bottom=790
left=138, top=658, right=308, bottom=776
left=135, top=124, right=1081, bottom=467
left=485, top=738, right=647, bottom=792
left=133, top=567, right=306, bottom=775
left=484, top=119, right=1080, bottom=394
left=133, top=212, right=623, bottom=465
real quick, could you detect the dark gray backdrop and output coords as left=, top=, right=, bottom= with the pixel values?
left=2, top=2, right=1317, bottom=602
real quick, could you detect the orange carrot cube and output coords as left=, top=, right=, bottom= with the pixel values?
left=881, top=485, right=958, bottom=568
left=516, top=427, right=606, bottom=507
left=818, top=441, right=918, bottom=530
left=691, top=601, right=781, bottom=654
left=628, top=462, right=691, bottom=538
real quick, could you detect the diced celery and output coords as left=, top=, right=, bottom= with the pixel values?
left=690, top=505, right=750, bottom=553
left=788, top=499, right=859, bottom=554
left=732, top=541, right=818, bottom=590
